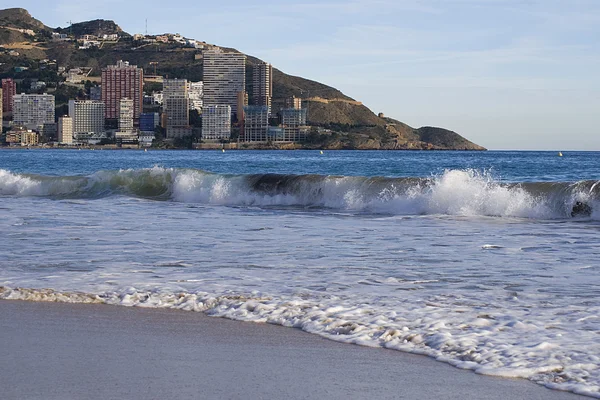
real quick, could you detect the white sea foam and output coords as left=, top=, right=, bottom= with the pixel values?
left=2, top=285, right=599, bottom=398
left=1, top=167, right=596, bottom=220
left=0, top=169, right=46, bottom=196
left=1, top=187, right=600, bottom=398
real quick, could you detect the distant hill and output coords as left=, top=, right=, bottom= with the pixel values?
left=56, top=19, right=129, bottom=38
left=415, top=126, right=485, bottom=150
left=0, top=8, right=486, bottom=150
left=0, top=8, right=48, bottom=31
left=0, top=8, right=50, bottom=45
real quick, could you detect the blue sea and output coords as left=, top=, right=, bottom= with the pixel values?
left=1, top=149, right=599, bottom=397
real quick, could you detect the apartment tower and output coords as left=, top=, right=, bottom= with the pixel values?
left=243, top=105, right=269, bottom=142
left=163, top=79, right=191, bottom=138
left=202, top=105, right=231, bottom=140
left=188, top=81, right=203, bottom=111
left=2, top=78, right=16, bottom=114
left=58, top=116, right=74, bottom=144
left=13, top=94, right=55, bottom=130
left=68, top=100, right=105, bottom=134
left=118, top=98, right=134, bottom=133
left=203, top=49, right=246, bottom=118
left=281, top=108, right=308, bottom=142
left=101, top=60, right=143, bottom=120
left=285, top=96, right=302, bottom=110
left=252, top=62, right=272, bottom=114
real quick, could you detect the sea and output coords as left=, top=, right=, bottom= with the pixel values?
left=1, top=149, right=599, bottom=397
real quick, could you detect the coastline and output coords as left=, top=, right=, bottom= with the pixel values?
left=0, top=300, right=587, bottom=400
left=0, top=145, right=486, bottom=151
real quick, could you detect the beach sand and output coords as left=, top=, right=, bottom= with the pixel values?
left=0, top=300, right=586, bottom=400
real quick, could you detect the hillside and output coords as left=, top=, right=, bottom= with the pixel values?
left=0, top=8, right=50, bottom=45
left=56, top=19, right=129, bottom=37
left=0, top=8, right=486, bottom=150
left=0, top=8, right=47, bottom=31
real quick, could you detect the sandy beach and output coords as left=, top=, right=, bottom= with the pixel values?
left=0, top=300, right=586, bottom=400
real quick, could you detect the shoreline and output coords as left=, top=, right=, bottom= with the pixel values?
left=0, top=299, right=587, bottom=400
left=0, top=146, right=486, bottom=151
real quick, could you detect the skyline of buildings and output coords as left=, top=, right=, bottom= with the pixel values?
left=2, top=51, right=309, bottom=146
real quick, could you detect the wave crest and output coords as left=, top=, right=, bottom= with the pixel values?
left=0, top=167, right=598, bottom=219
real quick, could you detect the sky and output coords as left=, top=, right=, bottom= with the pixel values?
left=10, top=0, right=600, bottom=150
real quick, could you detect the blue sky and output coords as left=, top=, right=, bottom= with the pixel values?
left=12, top=0, right=600, bottom=150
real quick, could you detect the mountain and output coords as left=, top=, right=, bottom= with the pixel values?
left=0, top=8, right=50, bottom=45
left=0, top=8, right=47, bottom=32
left=56, top=19, right=129, bottom=38
left=0, top=8, right=486, bottom=150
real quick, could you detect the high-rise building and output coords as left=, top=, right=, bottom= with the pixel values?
left=163, top=79, right=188, bottom=104
left=68, top=100, right=105, bottom=134
left=188, top=81, right=203, bottom=111
left=202, top=105, right=231, bottom=141
left=165, top=97, right=190, bottom=131
left=13, top=94, right=55, bottom=130
left=118, top=98, right=134, bottom=133
left=281, top=108, right=308, bottom=142
left=203, top=49, right=246, bottom=118
left=165, top=96, right=192, bottom=138
left=58, top=116, right=74, bottom=144
left=163, top=79, right=191, bottom=138
left=252, top=62, right=272, bottom=114
left=140, top=112, right=160, bottom=133
left=115, top=98, right=138, bottom=144
left=1, top=78, right=16, bottom=114
left=101, top=60, right=143, bottom=120
left=237, top=91, right=248, bottom=122
left=243, top=105, right=269, bottom=142
left=285, top=96, right=302, bottom=110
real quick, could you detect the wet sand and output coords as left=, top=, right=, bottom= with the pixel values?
left=0, top=300, right=586, bottom=400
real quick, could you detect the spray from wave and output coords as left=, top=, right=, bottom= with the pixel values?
left=0, top=167, right=598, bottom=219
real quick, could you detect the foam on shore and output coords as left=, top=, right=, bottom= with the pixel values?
left=1, top=299, right=585, bottom=400
left=2, top=285, right=598, bottom=398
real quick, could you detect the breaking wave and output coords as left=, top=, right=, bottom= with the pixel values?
left=0, top=167, right=598, bottom=219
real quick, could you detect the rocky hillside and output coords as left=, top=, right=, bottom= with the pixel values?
left=0, top=8, right=486, bottom=150
left=56, top=19, right=129, bottom=37
left=0, top=8, right=50, bottom=45
left=0, top=8, right=47, bottom=31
